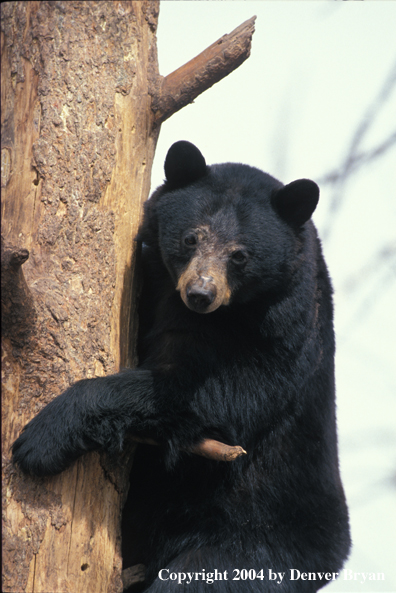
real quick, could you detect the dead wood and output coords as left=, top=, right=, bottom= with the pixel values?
left=189, top=438, right=247, bottom=461
left=1, top=239, right=36, bottom=344
left=130, top=436, right=247, bottom=461
left=152, top=16, right=256, bottom=124
left=121, top=563, right=146, bottom=590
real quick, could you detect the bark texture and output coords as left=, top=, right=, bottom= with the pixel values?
left=2, top=2, right=160, bottom=592
left=1, top=3, right=255, bottom=592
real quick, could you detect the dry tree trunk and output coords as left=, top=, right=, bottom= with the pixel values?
left=1, top=3, right=255, bottom=592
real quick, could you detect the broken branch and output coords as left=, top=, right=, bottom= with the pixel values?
left=152, top=16, right=256, bottom=124
left=130, top=435, right=247, bottom=462
left=121, top=564, right=145, bottom=590
left=1, top=237, right=36, bottom=344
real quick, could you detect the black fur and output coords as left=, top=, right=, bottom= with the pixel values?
left=12, top=141, right=350, bottom=591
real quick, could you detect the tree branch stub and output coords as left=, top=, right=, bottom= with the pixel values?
left=129, top=435, right=247, bottom=462
left=121, top=564, right=146, bottom=591
left=1, top=238, right=36, bottom=344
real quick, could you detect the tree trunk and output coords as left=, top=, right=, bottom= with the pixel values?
left=1, top=3, right=255, bottom=592
left=2, top=2, right=160, bottom=591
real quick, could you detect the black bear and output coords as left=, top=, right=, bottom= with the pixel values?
left=12, top=141, right=350, bottom=592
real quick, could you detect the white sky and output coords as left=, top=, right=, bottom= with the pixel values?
left=151, top=2, right=396, bottom=592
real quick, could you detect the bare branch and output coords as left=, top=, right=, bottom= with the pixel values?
left=341, top=243, right=396, bottom=294
left=320, top=130, right=396, bottom=186
left=319, top=60, right=396, bottom=242
left=130, top=435, right=247, bottom=462
left=188, top=439, right=247, bottom=461
left=122, top=564, right=145, bottom=591
left=152, top=17, right=256, bottom=124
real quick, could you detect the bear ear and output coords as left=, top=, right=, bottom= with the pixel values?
left=272, top=179, right=319, bottom=227
left=164, top=141, right=207, bottom=188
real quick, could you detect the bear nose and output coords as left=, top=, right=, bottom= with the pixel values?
left=186, top=285, right=216, bottom=313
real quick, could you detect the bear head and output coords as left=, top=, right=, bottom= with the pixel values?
left=138, top=141, right=319, bottom=314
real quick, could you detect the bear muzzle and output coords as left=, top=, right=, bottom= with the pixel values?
left=177, top=267, right=231, bottom=314
left=186, top=276, right=217, bottom=313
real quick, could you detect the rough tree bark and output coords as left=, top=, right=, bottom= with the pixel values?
left=1, top=3, right=255, bottom=592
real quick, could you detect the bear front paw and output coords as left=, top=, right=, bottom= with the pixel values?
left=11, top=392, right=90, bottom=476
left=11, top=414, right=78, bottom=477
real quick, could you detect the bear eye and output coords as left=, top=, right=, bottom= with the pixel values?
left=231, top=250, right=247, bottom=265
left=184, top=233, right=197, bottom=247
